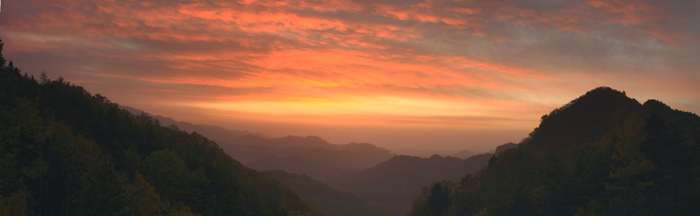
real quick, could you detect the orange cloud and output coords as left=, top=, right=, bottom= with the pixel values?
left=1, top=0, right=698, bottom=151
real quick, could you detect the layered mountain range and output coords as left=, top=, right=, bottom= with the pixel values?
left=120, top=106, right=517, bottom=215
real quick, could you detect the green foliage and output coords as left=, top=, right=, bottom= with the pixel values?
left=409, top=181, right=457, bottom=216
left=427, top=183, right=451, bottom=216
left=409, top=87, right=700, bottom=215
left=0, top=40, right=315, bottom=215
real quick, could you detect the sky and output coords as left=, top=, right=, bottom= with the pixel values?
left=1, top=0, right=699, bottom=152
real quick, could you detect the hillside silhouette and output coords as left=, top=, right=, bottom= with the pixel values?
left=0, top=40, right=315, bottom=215
left=120, top=105, right=272, bottom=142
left=326, top=148, right=512, bottom=215
left=263, top=169, right=390, bottom=216
left=409, top=87, right=700, bottom=215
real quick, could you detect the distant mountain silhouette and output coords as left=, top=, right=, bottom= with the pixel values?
left=410, top=87, right=700, bottom=216
left=263, top=170, right=390, bottom=216
left=327, top=150, right=501, bottom=215
left=222, top=135, right=395, bottom=181
left=448, top=150, right=477, bottom=159
left=391, top=148, right=478, bottom=159
left=273, top=135, right=332, bottom=148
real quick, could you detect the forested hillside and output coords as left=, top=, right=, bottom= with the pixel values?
left=0, top=40, right=316, bottom=215
left=119, top=105, right=263, bottom=142
left=410, top=87, right=700, bottom=215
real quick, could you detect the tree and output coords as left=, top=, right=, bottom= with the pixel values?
left=40, top=70, right=49, bottom=84
left=0, top=39, right=5, bottom=67
left=427, top=183, right=451, bottom=216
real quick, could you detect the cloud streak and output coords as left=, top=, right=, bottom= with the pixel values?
left=1, top=0, right=698, bottom=150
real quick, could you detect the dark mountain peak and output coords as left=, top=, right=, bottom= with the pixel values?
left=529, top=87, right=642, bottom=148
left=543, top=86, right=635, bottom=119
left=430, top=154, right=443, bottom=159
left=586, top=86, right=624, bottom=95
left=570, top=86, right=629, bottom=103
left=643, top=99, right=671, bottom=110
left=643, top=98, right=666, bottom=105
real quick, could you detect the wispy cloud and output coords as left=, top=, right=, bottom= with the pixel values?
left=1, top=0, right=698, bottom=149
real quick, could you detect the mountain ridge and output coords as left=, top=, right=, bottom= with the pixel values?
left=409, top=86, right=700, bottom=216
left=119, top=106, right=396, bottom=182
left=326, top=145, right=511, bottom=215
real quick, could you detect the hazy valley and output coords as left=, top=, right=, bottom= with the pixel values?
left=120, top=105, right=510, bottom=215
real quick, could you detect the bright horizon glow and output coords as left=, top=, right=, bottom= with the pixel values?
left=1, top=0, right=699, bottom=152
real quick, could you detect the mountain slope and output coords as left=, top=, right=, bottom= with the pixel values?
left=223, top=135, right=395, bottom=181
left=327, top=152, right=495, bottom=215
left=263, top=169, right=390, bottom=216
left=0, top=41, right=315, bottom=216
left=409, top=87, right=700, bottom=216
left=119, top=105, right=267, bottom=143
left=494, top=142, right=517, bottom=155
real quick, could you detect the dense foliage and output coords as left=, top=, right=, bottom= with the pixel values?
left=0, top=39, right=316, bottom=215
left=410, top=87, right=700, bottom=215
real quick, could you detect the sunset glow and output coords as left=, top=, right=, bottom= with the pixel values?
left=1, top=0, right=698, bottom=151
